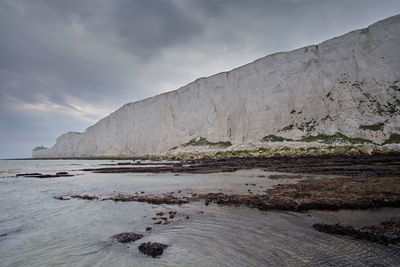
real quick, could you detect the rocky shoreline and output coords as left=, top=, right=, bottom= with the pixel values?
left=56, top=175, right=400, bottom=212
left=313, top=220, right=400, bottom=245
left=50, top=152, right=400, bottom=253
left=81, top=152, right=400, bottom=177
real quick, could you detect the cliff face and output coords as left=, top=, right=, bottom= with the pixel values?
left=33, top=15, right=400, bottom=158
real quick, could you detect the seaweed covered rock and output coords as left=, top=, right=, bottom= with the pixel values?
left=138, top=242, right=168, bottom=257
left=313, top=220, right=400, bottom=245
left=70, top=194, right=99, bottom=200
left=112, top=232, right=144, bottom=243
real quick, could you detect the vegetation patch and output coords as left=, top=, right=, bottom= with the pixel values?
left=384, top=133, right=400, bottom=144
left=262, top=135, right=292, bottom=142
left=297, top=132, right=373, bottom=144
left=359, top=122, right=384, bottom=131
left=162, top=145, right=366, bottom=160
left=215, top=149, right=262, bottom=158
left=183, top=137, right=232, bottom=148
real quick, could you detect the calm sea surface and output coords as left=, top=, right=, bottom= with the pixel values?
left=0, top=159, right=399, bottom=266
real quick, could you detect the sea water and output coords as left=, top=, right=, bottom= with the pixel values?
left=0, top=159, right=399, bottom=266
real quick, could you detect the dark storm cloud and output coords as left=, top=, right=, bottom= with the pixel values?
left=111, top=0, right=202, bottom=59
left=1, top=0, right=400, bottom=158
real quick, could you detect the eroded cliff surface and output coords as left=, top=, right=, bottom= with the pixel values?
left=33, top=15, right=400, bottom=158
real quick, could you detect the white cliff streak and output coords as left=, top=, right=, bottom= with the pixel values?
left=33, top=15, right=400, bottom=158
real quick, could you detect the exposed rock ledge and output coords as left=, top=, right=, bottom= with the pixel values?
left=33, top=15, right=400, bottom=158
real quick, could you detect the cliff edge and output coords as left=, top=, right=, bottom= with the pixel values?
left=33, top=15, right=400, bottom=158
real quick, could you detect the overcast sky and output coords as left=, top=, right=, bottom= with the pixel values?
left=1, top=0, right=400, bottom=158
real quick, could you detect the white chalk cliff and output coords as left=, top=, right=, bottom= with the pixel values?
left=33, top=15, right=400, bottom=158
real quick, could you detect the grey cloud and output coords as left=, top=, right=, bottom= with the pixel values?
left=111, top=0, right=202, bottom=59
left=1, top=0, right=400, bottom=158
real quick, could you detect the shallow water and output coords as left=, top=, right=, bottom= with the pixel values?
left=0, top=159, right=399, bottom=266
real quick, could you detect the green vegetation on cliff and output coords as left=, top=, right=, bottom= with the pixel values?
left=183, top=137, right=232, bottom=148
left=359, top=123, right=384, bottom=131
left=262, top=133, right=373, bottom=145
left=298, top=133, right=373, bottom=144
left=384, top=134, right=400, bottom=144
left=262, top=135, right=292, bottom=142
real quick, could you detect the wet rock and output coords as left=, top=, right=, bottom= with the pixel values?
left=112, top=232, right=144, bottom=243
left=313, top=220, right=400, bottom=245
left=16, top=173, right=42, bottom=177
left=16, top=172, right=74, bottom=178
left=189, top=176, right=400, bottom=212
left=168, top=211, right=176, bottom=219
left=268, top=174, right=303, bottom=180
left=138, top=242, right=168, bottom=257
left=70, top=194, right=99, bottom=200
left=53, top=196, right=70, bottom=200
left=59, top=173, right=400, bottom=213
left=102, top=194, right=188, bottom=205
